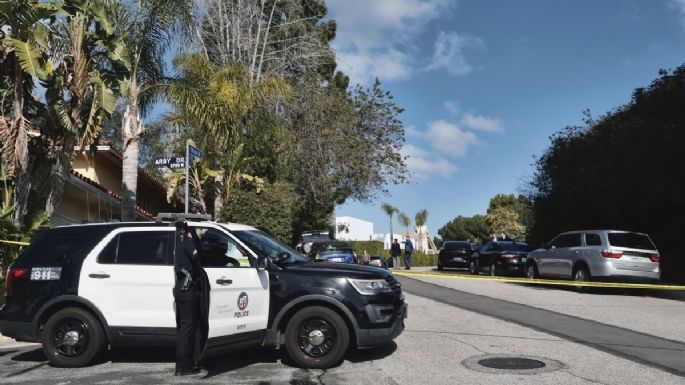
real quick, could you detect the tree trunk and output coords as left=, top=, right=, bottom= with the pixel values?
left=9, top=57, right=29, bottom=226
left=46, top=135, right=74, bottom=218
left=213, top=171, right=224, bottom=219
left=121, top=135, right=139, bottom=221
left=121, top=81, right=142, bottom=222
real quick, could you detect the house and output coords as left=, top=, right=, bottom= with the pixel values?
left=52, top=141, right=175, bottom=225
left=335, top=216, right=374, bottom=241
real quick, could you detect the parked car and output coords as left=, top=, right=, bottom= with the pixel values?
left=308, top=240, right=357, bottom=264
left=0, top=217, right=406, bottom=368
left=437, top=241, right=477, bottom=270
left=296, top=229, right=334, bottom=253
left=526, top=230, right=661, bottom=283
left=368, top=255, right=389, bottom=269
left=467, top=240, right=530, bottom=276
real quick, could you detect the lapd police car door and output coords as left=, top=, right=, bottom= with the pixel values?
left=193, top=226, right=269, bottom=339
left=79, top=227, right=177, bottom=329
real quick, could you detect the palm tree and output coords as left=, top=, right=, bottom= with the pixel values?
left=166, top=55, right=288, bottom=217
left=398, top=212, right=410, bottom=237
left=45, top=0, right=127, bottom=217
left=415, top=208, right=429, bottom=252
left=0, top=0, right=56, bottom=224
left=1, top=0, right=124, bottom=222
left=118, top=0, right=194, bottom=221
left=381, top=203, right=397, bottom=245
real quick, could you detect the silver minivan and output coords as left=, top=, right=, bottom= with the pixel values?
left=526, top=230, right=661, bottom=283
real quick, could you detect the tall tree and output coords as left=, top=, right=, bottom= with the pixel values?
left=117, top=0, right=194, bottom=221
left=438, top=215, right=489, bottom=243
left=0, top=0, right=55, bottom=225
left=165, top=54, right=289, bottom=216
left=415, top=208, right=429, bottom=250
left=198, top=0, right=335, bottom=83
left=381, top=203, right=397, bottom=243
left=398, top=212, right=410, bottom=236
left=1, top=0, right=126, bottom=223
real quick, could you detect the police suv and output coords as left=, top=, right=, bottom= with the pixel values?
left=0, top=217, right=407, bottom=369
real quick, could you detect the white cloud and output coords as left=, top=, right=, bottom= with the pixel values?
left=427, top=31, right=483, bottom=75
left=427, top=120, right=480, bottom=156
left=405, top=125, right=422, bottom=138
left=401, top=144, right=458, bottom=178
left=329, top=0, right=453, bottom=84
left=335, top=49, right=411, bottom=84
left=461, top=113, right=503, bottom=133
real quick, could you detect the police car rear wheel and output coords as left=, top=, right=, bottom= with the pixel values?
left=285, top=306, right=349, bottom=369
left=42, top=307, right=106, bottom=367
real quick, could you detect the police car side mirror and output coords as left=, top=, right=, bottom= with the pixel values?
left=275, top=251, right=291, bottom=264
left=257, top=255, right=269, bottom=270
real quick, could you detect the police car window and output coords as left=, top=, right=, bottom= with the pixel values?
left=232, top=230, right=309, bottom=263
left=98, top=231, right=173, bottom=265
left=194, top=227, right=253, bottom=268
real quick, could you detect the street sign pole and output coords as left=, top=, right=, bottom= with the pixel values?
left=184, top=140, right=189, bottom=214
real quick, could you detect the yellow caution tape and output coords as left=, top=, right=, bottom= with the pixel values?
left=0, top=239, right=30, bottom=246
left=394, top=270, right=685, bottom=291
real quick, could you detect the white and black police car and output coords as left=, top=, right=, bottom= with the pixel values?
left=0, top=215, right=407, bottom=369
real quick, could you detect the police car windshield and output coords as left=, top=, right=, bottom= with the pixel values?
left=231, top=230, right=309, bottom=263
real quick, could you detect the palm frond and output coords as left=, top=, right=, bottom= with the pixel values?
left=10, top=38, right=41, bottom=77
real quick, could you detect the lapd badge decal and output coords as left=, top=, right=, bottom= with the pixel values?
left=238, top=292, right=249, bottom=310
left=235, top=292, right=249, bottom=318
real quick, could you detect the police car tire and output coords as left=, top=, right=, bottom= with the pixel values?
left=42, top=307, right=107, bottom=368
left=284, top=306, right=350, bottom=369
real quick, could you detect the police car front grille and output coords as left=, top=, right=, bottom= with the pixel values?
left=385, top=276, right=402, bottom=295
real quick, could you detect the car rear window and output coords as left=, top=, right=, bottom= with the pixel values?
left=15, top=228, right=105, bottom=267
left=444, top=241, right=471, bottom=249
left=608, top=233, right=656, bottom=250
left=498, top=242, right=530, bottom=252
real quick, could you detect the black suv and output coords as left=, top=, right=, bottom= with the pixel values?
left=0, top=219, right=406, bottom=369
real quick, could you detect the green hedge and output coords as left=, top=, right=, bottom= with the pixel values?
left=348, top=241, right=437, bottom=267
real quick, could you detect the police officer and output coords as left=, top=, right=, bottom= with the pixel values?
left=173, top=220, right=204, bottom=376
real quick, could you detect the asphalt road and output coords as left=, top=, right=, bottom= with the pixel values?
left=1, top=269, right=684, bottom=384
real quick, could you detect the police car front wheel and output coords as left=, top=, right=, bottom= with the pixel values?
left=284, top=306, right=350, bottom=369
left=42, top=307, right=107, bottom=367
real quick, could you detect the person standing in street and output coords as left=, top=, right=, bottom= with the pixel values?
left=390, top=239, right=401, bottom=269
left=173, top=221, right=207, bottom=377
left=403, top=238, right=414, bottom=270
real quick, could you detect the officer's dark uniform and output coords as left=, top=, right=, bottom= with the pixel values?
left=173, top=222, right=203, bottom=375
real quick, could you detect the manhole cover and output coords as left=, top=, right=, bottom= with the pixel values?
left=478, top=357, right=546, bottom=370
left=463, top=354, right=564, bottom=375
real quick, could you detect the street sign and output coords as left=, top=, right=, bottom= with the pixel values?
left=153, top=157, right=185, bottom=169
left=189, top=145, right=203, bottom=160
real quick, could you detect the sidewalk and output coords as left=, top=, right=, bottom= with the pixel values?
left=0, top=334, right=39, bottom=350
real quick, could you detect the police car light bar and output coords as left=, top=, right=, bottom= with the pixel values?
left=155, top=213, right=212, bottom=222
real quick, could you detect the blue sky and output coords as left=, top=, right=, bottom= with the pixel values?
left=328, top=0, right=685, bottom=237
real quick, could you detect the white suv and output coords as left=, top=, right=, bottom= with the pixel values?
left=526, top=230, right=661, bottom=283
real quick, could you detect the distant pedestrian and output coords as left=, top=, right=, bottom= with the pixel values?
left=404, top=238, right=414, bottom=270
left=362, top=250, right=370, bottom=265
left=390, top=239, right=401, bottom=269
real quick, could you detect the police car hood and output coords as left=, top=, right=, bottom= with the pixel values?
left=283, top=261, right=391, bottom=279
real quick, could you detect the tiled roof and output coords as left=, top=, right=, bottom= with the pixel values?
left=70, top=169, right=154, bottom=219
left=82, top=140, right=167, bottom=190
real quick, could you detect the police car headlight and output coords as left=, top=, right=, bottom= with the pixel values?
left=347, top=279, right=392, bottom=295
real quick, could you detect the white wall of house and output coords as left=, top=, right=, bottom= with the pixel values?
left=335, top=216, right=374, bottom=241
